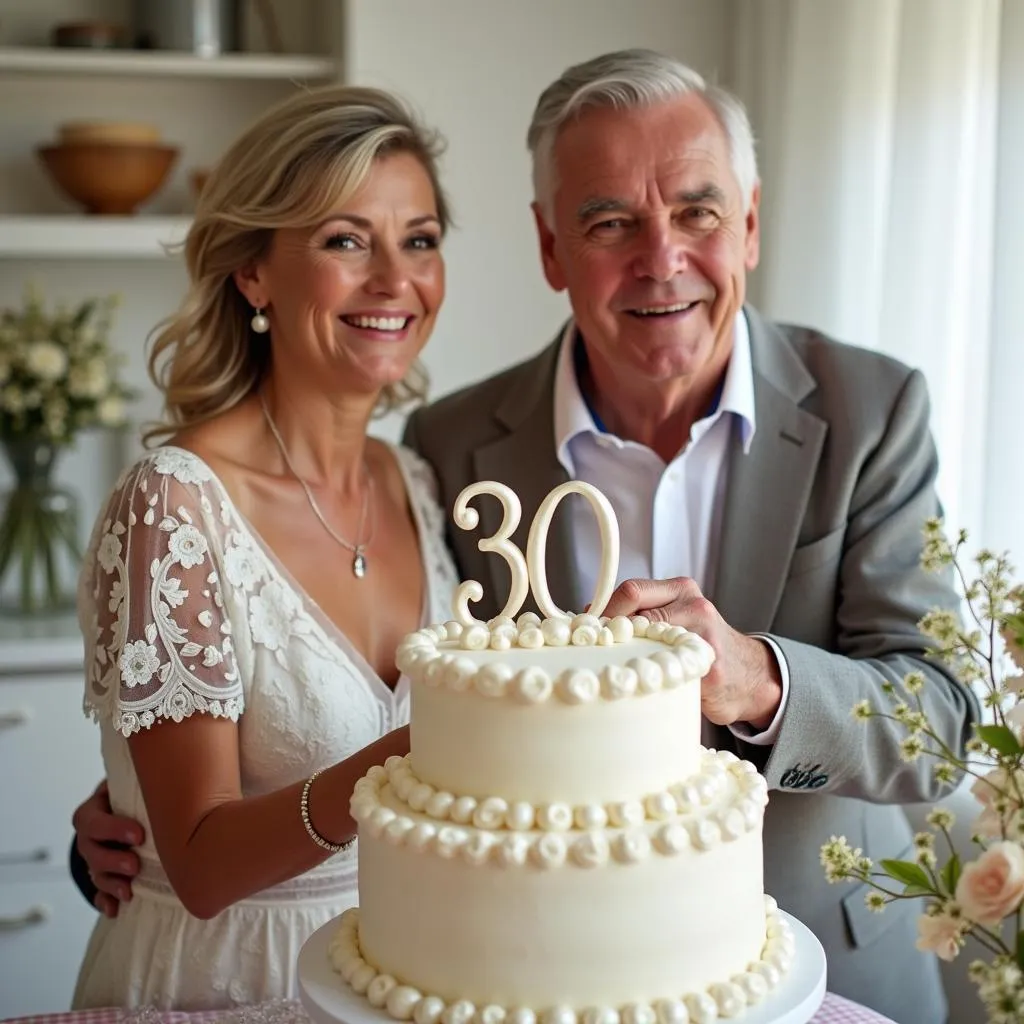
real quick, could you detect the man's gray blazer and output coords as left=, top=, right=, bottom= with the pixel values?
left=402, top=305, right=979, bottom=1024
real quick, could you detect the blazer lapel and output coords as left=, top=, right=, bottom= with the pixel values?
left=710, top=309, right=829, bottom=633
left=470, top=332, right=575, bottom=617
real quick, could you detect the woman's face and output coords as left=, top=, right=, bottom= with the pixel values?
left=243, top=151, right=445, bottom=400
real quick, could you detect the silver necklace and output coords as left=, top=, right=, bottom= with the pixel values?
left=259, top=392, right=375, bottom=579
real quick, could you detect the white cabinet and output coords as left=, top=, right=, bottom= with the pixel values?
left=0, top=874, right=101, bottom=1018
left=0, top=670, right=99, bottom=862
left=0, top=622, right=103, bottom=1017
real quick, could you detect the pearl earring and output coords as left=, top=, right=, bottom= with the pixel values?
left=251, top=308, right=270, bottom=334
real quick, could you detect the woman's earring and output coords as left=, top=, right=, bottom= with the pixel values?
left=251, top=308, right=270, bottom=334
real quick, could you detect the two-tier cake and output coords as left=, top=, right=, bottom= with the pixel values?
left=327, top=480, right=794, bottom=1024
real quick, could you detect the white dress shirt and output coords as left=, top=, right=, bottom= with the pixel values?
left=552, top=312, right=789, bottom=745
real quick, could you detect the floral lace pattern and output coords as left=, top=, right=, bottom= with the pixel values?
left=80, top=444, right=457, bottom=737
left=81, top=447, right=244, bottom=736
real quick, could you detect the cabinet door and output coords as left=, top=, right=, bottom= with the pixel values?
left=0, top=673, right=103, bottom=870
left=0, top=872, right=98, bottom=1016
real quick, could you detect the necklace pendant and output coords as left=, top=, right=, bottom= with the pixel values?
left=352, top=550, right=367, bottom=579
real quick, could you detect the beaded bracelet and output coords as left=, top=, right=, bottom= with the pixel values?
left=301, top=768, right=354, bottom=853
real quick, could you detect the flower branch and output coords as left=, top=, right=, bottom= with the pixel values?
left=822, top=520, right=1024, bottom=1021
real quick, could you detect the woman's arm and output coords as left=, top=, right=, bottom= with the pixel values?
left=130, top=719, right=407, bottom=919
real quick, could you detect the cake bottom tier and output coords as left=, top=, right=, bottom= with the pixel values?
left=334, top=825, right=792, bottom=1020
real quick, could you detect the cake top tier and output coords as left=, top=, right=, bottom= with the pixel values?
left=395, top=476, right=716, bottom=700
left=399, top=480, right=714, bottom=804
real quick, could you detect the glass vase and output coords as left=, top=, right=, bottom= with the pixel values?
left=0, top=438, right=82, bottom=617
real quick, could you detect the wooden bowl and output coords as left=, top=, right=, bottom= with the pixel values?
left=37, top=142, right=179, bottom=215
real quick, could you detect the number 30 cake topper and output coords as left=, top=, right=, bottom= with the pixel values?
left=451, top=480, right=621, bottom=625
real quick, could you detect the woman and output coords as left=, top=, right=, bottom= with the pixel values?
left=71, top=83, right=459, bottom=1010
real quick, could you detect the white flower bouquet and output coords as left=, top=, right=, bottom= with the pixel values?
left=0, top=285, right=135, bottom=615
left=820, top=519, right=1024, bottom=1022
left=0, top=284, right=132, bottom=444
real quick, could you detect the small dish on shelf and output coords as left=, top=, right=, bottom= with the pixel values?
left=51, top=21, right=128, bottom=49
left=57, top=121, right=162, bottom=146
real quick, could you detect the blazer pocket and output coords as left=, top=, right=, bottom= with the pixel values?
left=841, top=842, right=914, bottom=948
left=787, top=525, right=845, bottom=579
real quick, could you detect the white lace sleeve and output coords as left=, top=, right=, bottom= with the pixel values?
left=80, top=449, right=243, bottom=737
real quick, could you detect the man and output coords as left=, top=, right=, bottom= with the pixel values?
left=402, top=49, right=975, bottom=1024
left=71, top=49, right=975, bottom=1024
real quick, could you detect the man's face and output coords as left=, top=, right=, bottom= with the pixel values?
left=534, top=94, right=760, bottom=387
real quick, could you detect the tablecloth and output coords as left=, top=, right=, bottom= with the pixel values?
left=2, top=993, right=897, bottom=1024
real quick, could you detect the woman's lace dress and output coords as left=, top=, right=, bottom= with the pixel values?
left=71, top=444, right=459, bottom=1010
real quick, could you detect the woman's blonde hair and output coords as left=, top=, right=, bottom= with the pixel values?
left=143, top=85, right=451, bottom=446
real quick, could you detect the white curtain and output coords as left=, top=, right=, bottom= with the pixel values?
left=730, top=0, right=1018, bottom=555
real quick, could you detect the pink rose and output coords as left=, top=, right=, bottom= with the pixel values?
left=971, top=767, right=1013, bottom=808
left=973, top=806, right=1004, bottom=840
left=915, top=912, right=963, bottom=962
left=955, top=842, right=1024, bottom=926
left=970, top=768, right=1024, bottom=839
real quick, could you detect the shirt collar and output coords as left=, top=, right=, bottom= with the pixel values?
left=553, top=311, right=757, bottom=473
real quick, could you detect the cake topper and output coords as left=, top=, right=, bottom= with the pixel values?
left=452, top=479, right=621, bottom=625
left=452, top=482, right=529, bottom=625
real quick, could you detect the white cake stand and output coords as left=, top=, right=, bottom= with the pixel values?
left=297, top=911, right=827, bottom=1024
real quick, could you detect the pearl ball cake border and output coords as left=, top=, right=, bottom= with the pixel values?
left=349, top=749, right=769, bottom=871
left=396, top=614, right=715, bottom=708
left=329, top=896, right=794, bottom=1024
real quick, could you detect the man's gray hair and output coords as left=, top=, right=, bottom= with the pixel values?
left=527, top=48, right=758, bottom=220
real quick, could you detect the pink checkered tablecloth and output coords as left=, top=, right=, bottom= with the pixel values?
left=1, top=994, right=897, bottom=1024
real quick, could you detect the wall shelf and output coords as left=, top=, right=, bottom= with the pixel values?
left=0, top=47, right=337, bottom=81
left=0, top=216, right=191, bottom=258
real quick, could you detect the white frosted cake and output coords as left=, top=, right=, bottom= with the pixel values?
left=328, top=481, right=793, bottom=1024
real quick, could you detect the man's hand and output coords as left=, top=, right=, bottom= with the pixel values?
left=603, top=577, right=783, bottom=729
left=72, top=780, right=145, bottom=919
